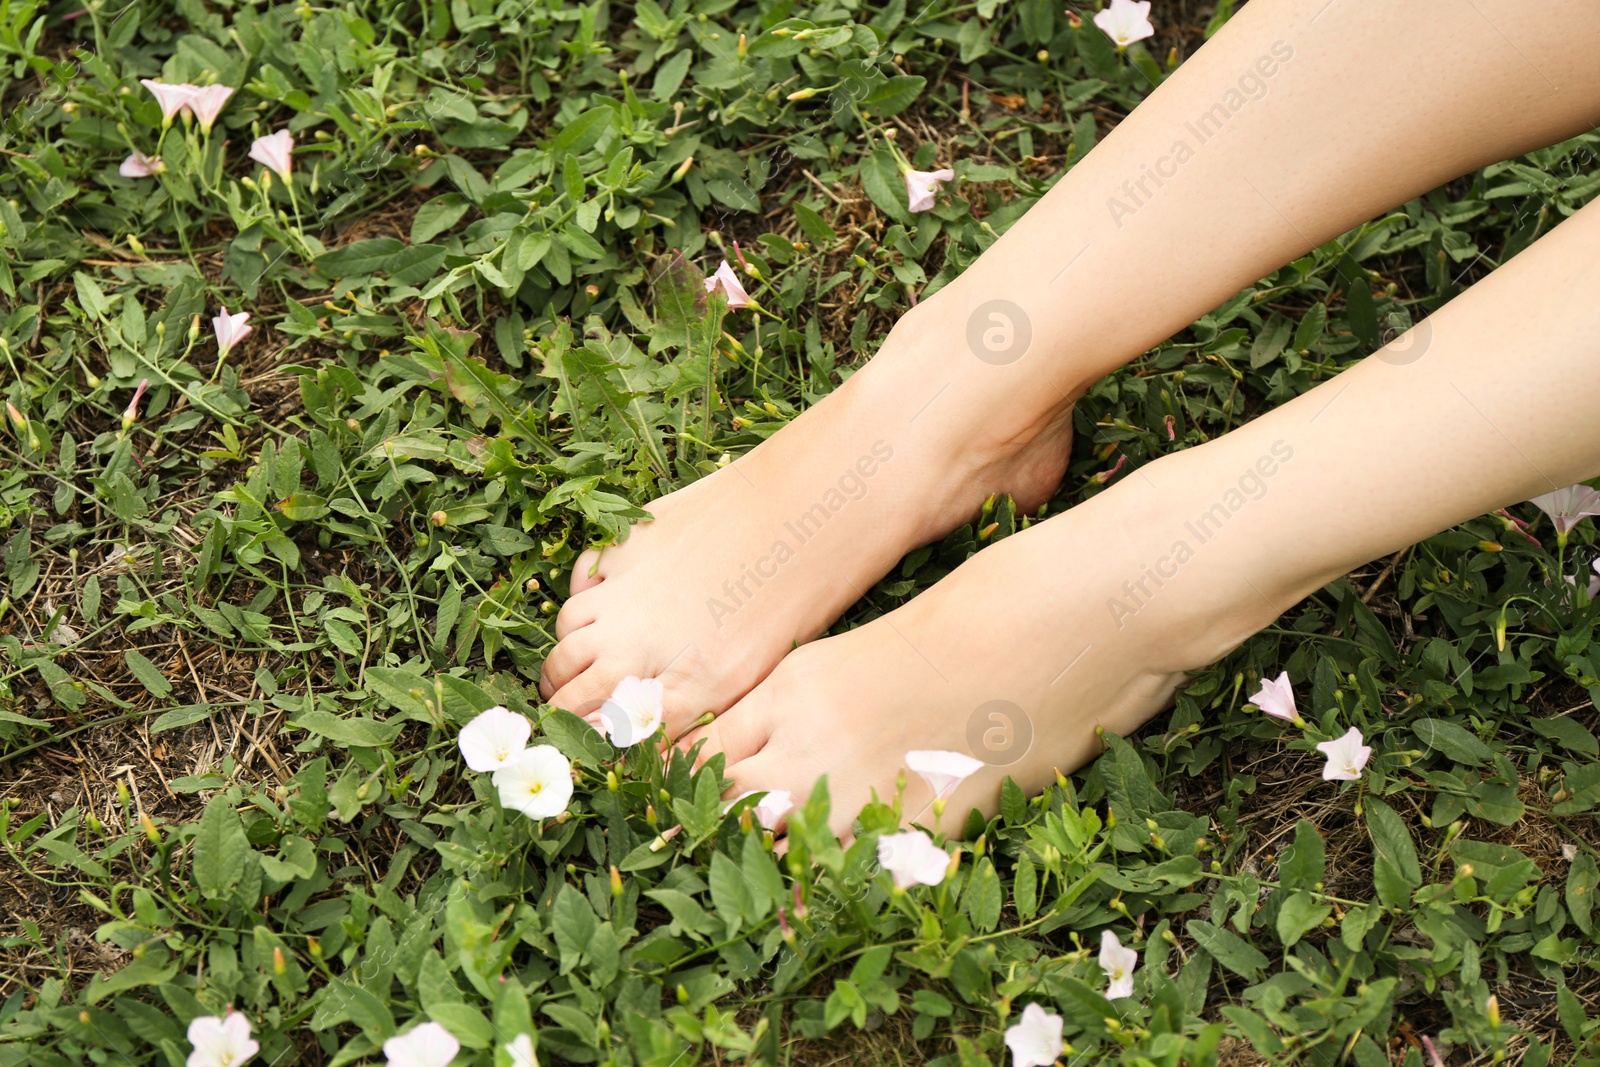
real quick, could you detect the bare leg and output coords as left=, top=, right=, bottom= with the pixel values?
left=687, top=193, right=1600, bottom=835
left=542, top=0, right=1600, bottom=738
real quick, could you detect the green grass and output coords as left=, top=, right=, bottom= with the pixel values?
left=3, top=0, right=1600, bottom=1064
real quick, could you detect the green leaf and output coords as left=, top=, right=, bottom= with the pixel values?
left=124, top=649, right=172, bottom=699
left=1186, top=920, right=1269, bottom=981
left=1530, top=716, right=1599, bottom=756
left=861, top=74, right=926, bottom=116
left=1275, top=891, right=1331, bottom=947
left=1365, top=797, right=1421, bottom=907
left=150, top=704, right=214, bottom=733
left=961, top=857, right=1002, bottom=932
left=859, top=147, right=911, bottom=224
left=1277, top=819, right=1325, bottom=889
left=708, top=850, right=754, bottom=934
left=288, top=708, right=404, bottom=748
left=1413, top=717, right=1493, bottom=765
left=1567, top=851, right=1597, bottom=935
left=549, top=106, right=613, bottom=156
left=192, top=795, right=251, bottom=901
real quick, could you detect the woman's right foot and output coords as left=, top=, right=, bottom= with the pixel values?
left=538, top=288, right=1077, bottom=736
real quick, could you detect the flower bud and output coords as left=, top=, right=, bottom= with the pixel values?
left=273, top=946, right=287, bottom=975
left=430, top=510, right=448, bottom=527
left=672, top=156, right=694, bottom=182
left=189, top=314, right=202, bottom=344
left=1486, top=995, right=1499, bottom=1028
left=140, top=813, right=160, bottom=844
left=606, top=769, right=619, bottom=792
left=786, top=88, right=819, bottom=101
left=1036, top=50, right=1049, bottom=62
left=121, top=378, right=149, bottom=435
left=609, top=864, right=623, bottom=897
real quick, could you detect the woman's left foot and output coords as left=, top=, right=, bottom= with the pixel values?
left=680, top=445, right=1299, bottom=836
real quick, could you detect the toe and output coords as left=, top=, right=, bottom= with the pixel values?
left=568, top=548, right=605, bottom=595
left=554, top=590, right=599, bottom=641
left=677, top=686, right=775, bottom=767
left=547, top=664, right=611, bottom=717
left=539, top=628, right=601, bottom=699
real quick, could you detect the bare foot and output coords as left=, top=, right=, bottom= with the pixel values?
left=539, top=292, right=1075, bottom=734
left=679, top=442, right=1304, bottom=837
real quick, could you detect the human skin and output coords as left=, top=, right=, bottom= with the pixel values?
left=543, top=0, right=1600, bottom=808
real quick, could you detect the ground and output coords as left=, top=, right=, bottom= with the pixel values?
left=2, top=0, right=1600, bottom=1064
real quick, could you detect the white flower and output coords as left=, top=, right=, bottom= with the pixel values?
left=596, top=675, right=664, bottom=747
left=1316, top=727, right=1372, bottom=782
left=457, top=706, right=532, bottom=772
left=1098, top=929, right=1138, bottom=1000
left=1093, top=0, right=1155, bottom=48
left=212, top=307, right=253, bottom=358
left=383, top=1023, right=460, bottom=1067
left=731, top=789, right=793, bottom=830
left=186, top=1013, right=259, bottom=1067
left=876, top=830, right=950, bottom=889
left=1004, top=1003, right=1064, bottom=1067
left=491, top=745, right=574, bottom=819
left=1531, top=484, right=1600, bottom=538
left=905, top=749, right=984, bottom=801
left=505, top=1034, right=537, bottom=1067
left=703, top=260, right=751, bottom=309
left=905, top=168, right=954, bottom=213
left=1247, top=671, right=1297, bottom=721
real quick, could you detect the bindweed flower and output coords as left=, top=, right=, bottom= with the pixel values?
left=904, top=750, right=983, bottom=808
left=248, top=130, right=295, bottom=179
left=595, top=675, right=664, bottom=747
left=1530, top=484, right=1600, bottom=545
left=491, top=744, right=574, bottom=820
left=457, top=706, right=531, bottom=772
left=703, top=260, right=751, bottom=310
left=731, top=789, right=793, bottom=830
left=186, top=1012, right=259, bottom=1067
left=1316, top=727, right=1372, bottom=781
left=187, top=85, right=234, bottom=132
left=1248, top=671, right=1297, bottom=721
left=141, top=79, right=199, bottom=125
left=212, top=307, right=253, bottom=358
left=905, top=168, right=954, bottom=213
left=1004, top=1003, right=1064, bottom=1067
left=120, top=151, right=162, bottom=178
left=121, top=379, right=149, bottom=434
left=504, top=1034, right=537, bottom=1067
left=383, top=1023, right=459, bottom=1067
left=1093, top=0, right=1155, bottom=48
left=1098, top=929, right=1138, bottom=999
left=876, top=829, right=950, bottom=889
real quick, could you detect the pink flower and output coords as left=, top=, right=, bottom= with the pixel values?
left=248, top=130, right=294, bottom=179
left=212, top=307, right=253, bottom=357
left=703, top=260, right=750, bottom=309
left=120, top=152, right=162, bottom=178
left=1530, top=485, right=1600, bottom=541
left=905, top=168, right=954, bottom=213
left=187, top=85, right=235, bottom=132
left=1316, top=727, right=1371, bottom=782
left=1093, top=0, right=1155, bottom=48
left=140, top=79, right=199, bottom=124
left=1248, top=671, right=1297, bottom=721
left=121, top=378, right=149, bottom=433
